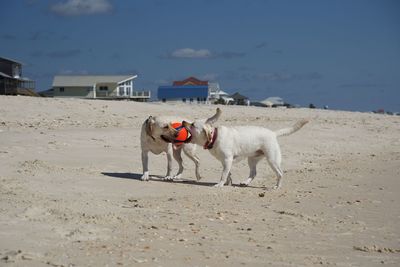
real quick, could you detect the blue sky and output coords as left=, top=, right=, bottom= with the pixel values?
left=1, top=0, right=399, bottom=111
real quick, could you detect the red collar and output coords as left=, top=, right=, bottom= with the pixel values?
left=204, top=128, right=218, bottom=150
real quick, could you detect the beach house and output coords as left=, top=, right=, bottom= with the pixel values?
left=158, top=77, right=209, bottom=103
left=0, top=56, right=36, bottom=96
left=208, top=82, right=233, bottom=104
left=52, top=75, right=150, bottom=101
left=230, top=92, right=250, bottom=106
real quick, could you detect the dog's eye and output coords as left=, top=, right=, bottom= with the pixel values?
left=163, top=125, right=169, bottom=129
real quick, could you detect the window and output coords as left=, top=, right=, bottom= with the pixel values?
left=12, top=64, right=21, bottom=78
left=60, top=87, right=65, bottom=92
left=118, top=86, right=125, bottom=96
left=125, top=80, right=131, bottom=85
left=99, top=86, right=108, bottom=91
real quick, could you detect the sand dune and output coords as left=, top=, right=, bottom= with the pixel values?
left=0, top=95, right=399, bottom=266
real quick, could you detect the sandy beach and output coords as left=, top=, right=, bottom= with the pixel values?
left=0, top=95, right=399, bottom=266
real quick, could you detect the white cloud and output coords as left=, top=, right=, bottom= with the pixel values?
left=170, top=48, right=212, bottom=59
left=50, top=0, right=112, bottom=16
left=163, top=48, right=245, bottom=59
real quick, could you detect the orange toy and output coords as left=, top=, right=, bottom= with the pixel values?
left=171, top=122, right=191, bottom=145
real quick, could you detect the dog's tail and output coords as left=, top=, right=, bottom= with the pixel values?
left=275, top=119, right=309, bottom=137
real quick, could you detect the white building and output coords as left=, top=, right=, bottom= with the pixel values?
left=52, top=75, right=150, bottom=101
left=208, top=82, right=233, bottom=104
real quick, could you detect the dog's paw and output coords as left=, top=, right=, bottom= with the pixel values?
left=173, top=173, right=182, bottom=179
left=141, top=172, right=149, bottom=181
left=240, top=178, right=252, bottom=186
left=273, top=184, right=281, bottom=190
left=163, top=176, right=174, bottom=181
left=214, top=182, right=225, bottom=188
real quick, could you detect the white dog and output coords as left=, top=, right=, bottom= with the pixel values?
left=140, top=115, right=201, bottom=181
left=181, top=108, right=308, bottom=189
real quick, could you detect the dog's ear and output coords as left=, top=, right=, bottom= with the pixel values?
left=203, top=125, right=213, bottom=143
left=145, top=116, right=155, bottom=140
left=182, top=121, right=192, bottom=128
left=167, top=123, right=178, bottom=134
left=205, top=108, right=221, bottom=125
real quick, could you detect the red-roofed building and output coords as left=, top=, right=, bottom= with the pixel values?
left=172, top=76, right=208, bottom=86
left=158, top=76, right=230, bottom=103
left=158, top=76, right=209, bottom=103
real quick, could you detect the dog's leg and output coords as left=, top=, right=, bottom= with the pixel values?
left=266, top=144, right=283, bottom=189
left=226, top=172, right=232, bottom=186
left=215, top=157, right=233, bottom=187
left=183, top=145, right=201, bottom=181
left=141, top=149, right=150, bottom=181
left=240, top=156, right=262, bottom=186
left=164, top=144, right=174, bottom=180
left=269, top=161, right=283, bottom=189
left=173, top=148, right=184, bottom=179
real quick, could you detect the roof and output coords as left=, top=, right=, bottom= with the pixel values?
left=230, top=92, right=248, bottom=100
left=210, top=89, right=229, bottom=97
left=0, top=71, right=33, bottom=81
left=221, top=95, right=234, bottom=101
left=0, top=56, right=24, bottom=65
left=52, top=75, right=137, bottom=87
left=173, top=76, right=208, bottom=86
left=218, top=90, right=229, bottom=96
left=0, top=72, right=12, bottom=78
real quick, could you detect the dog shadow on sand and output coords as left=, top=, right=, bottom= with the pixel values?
left=101, top=172, right=266, bottom=189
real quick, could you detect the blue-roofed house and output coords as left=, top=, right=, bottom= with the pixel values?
left=157, top=77, right=209, bottom=103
